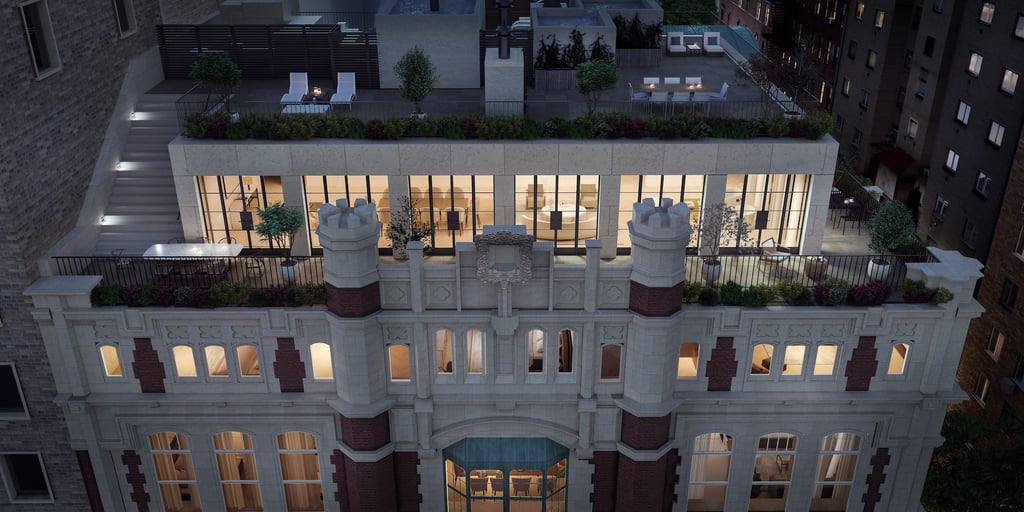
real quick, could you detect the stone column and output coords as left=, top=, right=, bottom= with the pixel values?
left=317, top=199, right=383, bottom=317
left=627, top=198, right=692, bottom=316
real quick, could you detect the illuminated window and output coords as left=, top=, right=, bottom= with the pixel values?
left=149, top=432, right=200, bottom=511
left=467, top=329, right=484, bottom=374
left=988, top=121, right=1005, bottom=146
left=956, top=101, right=971, bottom=125
left=205, top=345, right=229, bottom=377
left=841, top=77, right=850, bottom=96
left=933, top=196, right=948, bottom=220
left=782, top=345, right=806, bottom=376
left=854, top=2, right=864, bottom=19
left=309, top=343, right=333, bottom=380
left=173, top=346, right=198, bottom=378
left=1001, top=69, right=1018, bottom=94
left=887, top=343, right=910, bottom=375
left=213, top=432, right=263, bottom=511
left=0, top=453, right=54, bottom=502
left=874, top=9, right=885, bottom=28
left=751, top=433, right=796, bottom=507
left=866, top=50, right=877, bottom=69
left=986, top=329, right=1005, bottom=361
left=975, top=172, right=992, bottom=197
left=600, top=344, right=621, bottom=380
left=979, top=2, right=994, bottom=24
left=436, top=329, right=453, bottom=373
left=688, top=433, right=732, bottom=510
left=388, top=345, right=411, bottom=380
left=812, top=433, right=860, bottom=510
left=814, top=344, right=839, bottom=376
left=528, top=329, right=544, bottom=374
left=277, top=432, right=323, bottom=512
left=18, top=0, right=61, bottom=78
left=973, top=373, right=990, bottom=405
left=99, top=344, right=123, bottom=377
left=1016, top=15, right=1024, bottom=38
left=558, top=329, right=574, bottom=374
left=751, top=344, right=774, bottom=375
left=945, top=149, right=960, bottom=172
left=968, top=52, right=983, bottom=76
left=112, top=0, right=137, bottom=36
left=677, top=342, right=700, bottom=378
left=906, top=118, right=919, bottom=140
left=236, top=345, right=260, bottom=377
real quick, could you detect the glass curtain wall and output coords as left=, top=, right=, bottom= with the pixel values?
left=723, top=174, right=808, bottom=250
left=408, top=176, right=494, bottom=252
left=515, top=175, right=599, bottom=249
left=198, top=176, right=284, bottom=248
left=617, top=175, right=705, bottom=249
left=303, top=175, right=388, bottom=248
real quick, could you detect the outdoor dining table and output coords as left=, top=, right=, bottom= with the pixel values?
left=144, top=243, right=244, bottom=279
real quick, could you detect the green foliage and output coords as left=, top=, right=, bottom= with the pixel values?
left=707, top=117, right=759, bottom=139
left=535, top=29, right=612, bottom=70
left=255, top=203, right=305, bottom=257
left=520, top=119, right=543, bottom=140
left=868, top=201, right=917, bottom=254
left=742, top=285, right=774, bottom=307
left=542, top=117, right=571, bottom=138
left=293, top=283, right=327, bottom=305
left=612, top=14, right=663, bottom=49
left=763, top=116, right=790, bottom=137
left=682, top=280, right=703, bottom=302
left=476, top=116, right=524, bottom=140
left=698, top=287, right=720, bottom=306
left=226, top=123, right=248, bottom=140
left=407, top=117, right=441, bottom=137
left=534, top=34, right=567, bottom=70
left=272, top=116, right=316, bottom=140
left=588, top=35, right=614, bottom=62
left=813, top=277, right=850, bottom=306
left=660, top=0, right=716, bottom=24
left=91, top=284, right=123, bottom=306
left=646, top=117, right=681, bottom=139
left=720, top=281, right=743, bottom=305
left=385, top=195, right=434, bottom=251
left=208, top=281, right=252, bottom=306
left=570, top=116, right=611, bottom=139
left=394, top=46, right=439, bottom=113
left=173, top=286, right=193, bottom=306
left=773, top=280, right=806, bottom=303
left=562, top=29, right=588, bottom=69
left=802, top=110, right=834, bottom=140
left=190, top=52, right=242, bottom=112
left=931, top=287, right=954, bottom=305
left=575, top=60, right=618, bottom=115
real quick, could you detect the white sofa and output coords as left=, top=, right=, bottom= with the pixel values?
left=703, top=32, right=725, bottom=56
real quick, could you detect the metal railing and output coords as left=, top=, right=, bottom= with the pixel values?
left=298, top=11, right=377, bottom=30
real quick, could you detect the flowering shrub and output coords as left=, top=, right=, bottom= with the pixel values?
left=847, top=281, right=891, bottom=306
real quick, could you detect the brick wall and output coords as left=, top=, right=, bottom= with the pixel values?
left=331, top=449, right=350, bottom=512
left=1, top=0, right=220, bottom=507
left=845, top=336, right=879, bottom=391
left=327, top=281, right=382, bottom=317
left=861, top=447, right=890, bottom=512
left=339, top=412, right=392, bottom=451
left=76, top=450, right=104, bottom=512
left=344, top=454, right=399, bottom=512
left=615, top=452, right=673, bottom=511
left=590, top=451, right=618, bottom=512
left=132, top=338, right=167, bottom=393
left=393, top=451, right=422, bottom=512
left=620, top=411, right=670, bottom=450
left=629, top=281, right=684, bottom=317
left=273, top=337, right=306, bottom=392
left=121, top=450, right=150, bottom=511
left=706, top=337, right=738, bottom=391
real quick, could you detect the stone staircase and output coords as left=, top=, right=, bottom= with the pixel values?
left=95, top=94, right=184, bottom=255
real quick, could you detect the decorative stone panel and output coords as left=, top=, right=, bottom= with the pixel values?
left=327, top=281, right=381, bottom=317
left=845, top=336, right=879, bottom=391
left=273, top=338, right=306, bottom=392
left=706, top=337, right=738, bottom=391
left=121, top=450, right=150, bottom=511
left=131, top=338, right=166, bottom=393
left=861, top=447, right=890, bottom=511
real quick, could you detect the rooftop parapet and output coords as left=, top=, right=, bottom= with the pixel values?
left=627, top=198, right=692, bottom=288
left=317, top=198, right=382, bottom=288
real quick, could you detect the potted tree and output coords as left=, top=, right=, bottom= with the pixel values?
left=255, top=202, right=305, bottom=284
left=394, top=46, right=439, bottom=118
left=385, top=195, right=433, bottom=260
left=575, top=59, right=618, bottom=116
left=866, top=200, right=917, bottom=281
left=190, top=52, right=242, bottom=121
left=694, top=203, right=753, bottom=283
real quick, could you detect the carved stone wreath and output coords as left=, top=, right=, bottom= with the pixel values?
left=474, top=231, right=535, bottom=285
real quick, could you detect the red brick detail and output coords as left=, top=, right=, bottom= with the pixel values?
left=273, top=337, right=306, bottom=392
left=393, top=451, right=422, bottom=512
left=629, top=281, right=684, bottom=317
left=620, top=411, right=671, bottom=450
left=131, top=338, right=165, bottom=393
left=344, top=453, right=398, bottom=512
left=861, top=448, right=891, bottom=511
left=590, top=451, right=618, bottom=512
left=615, top=451, right=676, bottom=511
left=661, top=449, right=680, bottom=510
left=340, top=412, right=392, bottom=451
left=327, top=281, right=381, bottom=317
left=845, top=336, right=879, bottom=391
left=706, top=337, right=738, bottom=391
left=121, top=450, right=149, bottom=511
left=331, top=449, right=350, bottom=512
left=77, top=450, right=104, bottom=512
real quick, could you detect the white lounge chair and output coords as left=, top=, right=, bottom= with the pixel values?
left=666, top=32, right=685, bottom=54
left=703, top=32, right=725, bottom=56
left=330, top=72, right=356, bottom=110
left=280, top=72, right=308, bottom=105
left=708, top=82, right=729, bottom=100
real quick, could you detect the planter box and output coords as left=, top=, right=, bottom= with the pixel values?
left=803, top=257, right=828, bottom=281
left=616, top=48, right=662, bottom=68
left=534, top=69, right=577, bottom=90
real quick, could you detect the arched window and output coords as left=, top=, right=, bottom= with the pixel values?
left=751, top=433, right=797, bottom=507
left=888, top=343, right=910, bottom=375
left=558, top=329, right=574, bottom=373
left=309, top=343, right=333, bottom=380
left=812, top=433, right=861, bottom=510
left=436, top=330, right=453, bottom=373
left=527, top=329, right=544, bottom=373
left=688, top=433, right=732, bottom=510
left=149, top=432, right=200, bottom=511
left=99, top=345, right=122, bottom=377
left=204, top=345, right=228, bottom=378
left=388, top=345, right=411, bottom=380
left=467, top=329, right=484, bottom=374
left=236, top=345, right=260, bottom=377
left=213, top=431, right=263, bottom=511
left=782, top=344, right=806, bottom=376
left=277, top=431, right=323, bottom=512
left=678, top=342, right=700, bottom=378
left=751, top=343, right=774, bottom=375
left=814, top=343, right=839, bottom=376
left=600, top=344, right=621, bottom=380
left=173, top=345, right=198, bottom=378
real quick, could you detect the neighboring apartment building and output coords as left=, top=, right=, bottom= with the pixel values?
left=1, top=0, right=215, bottom=508
left=956, top=132, right=1024, bottom=423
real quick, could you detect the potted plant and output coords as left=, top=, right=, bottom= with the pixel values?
left=694, top=203, right=753, bottom=283
left=867, top=201, right=917, bottom=281
left=394, top=46, right=439, bottom=118
left=190, top=53, right=242, bottom=121
left=385, top=195, right=433, bottom=260
left=803, top=255, right=828, bottom=280
left=575, top=59, right=618, bottom=116
left=255, top=202, right=305, bottom=283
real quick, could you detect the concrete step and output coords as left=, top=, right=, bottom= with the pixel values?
left=113, top=161, right=171, bottom=173
left=121, top=148, right=171, bottom=160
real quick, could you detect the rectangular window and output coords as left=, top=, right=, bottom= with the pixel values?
left=855, top=2, right=865, bottom=19
left=860, top=90, right=870, bottom=109
left=18, top=0, right=61, bottom=78
left=888, top=343, right=910, bottom=375
left=388, top=345, right=411, bottom=380
left=782, top=345, right=806, bottom=376
left=688, top=433, right=732, bottom=510
left=835, top=115, right=845, bottom=134
left=467, top=329, right=484, bottom=374
left=961, top=219, right=977, bottom=248
left=975, top=172, right=992, bottom=197
left=907, top=118, right=919, bottom=140
left=149, top=432, right=200, bottom=510
left=677, top=342, right=700, bottom=378
left=813, top=344, right=839, bottom=376
left=847, top=40, right=858, bottom=60
left=751, top=433, right=796, bottom=508
left=979, top=2, right=995, bottom=24
left=933, top=196, right=949, bottom=219
left=968, top=52, right=984, bottom=76
left=277, top=432, right=324, bottom=512
left=1016, top=15, right=1024, bottom=39
left=852, top=129, right=863, bottom=148
left=923, top=36, right=935, bottom=57
left=973, top=373, right=990, bottom=405
left=933, top=0, right=944, bottom=12
left=945, top=150, right=960, bottom=172
left=1001, top=69, right=1019, bottom=94
left=751, top=344, right=775, bottom=375
left=0, top=364, right=29, bottom=419
left=841, top=77, right=850, bottom=96
left=99, top=345, right=123, bottom=377
left=916, top=76, right=927, bottom=98
left=112, top=0, right=137, bottom=36
left=904, top=49, right=913, bottom=70
left=956, top=101, right=971, bottom=125
left=1016, top=226, right=1024, bottom=256
left=866, top=50, right=877, bottom=69
left=1014, top=352, right=1024, bottom=381
left=988, top=121, right=1005, bottom=146
left=874, top=9, right=885, bottom=28
left=998, top=278, right=1018, bottom=309
left=0, top=453, right=54, bottom=503
left=213, top=432, right=263, bottom=511
left=986, top=329, right=1005, bottom=361
left=813, top=433, right=860, bottom=510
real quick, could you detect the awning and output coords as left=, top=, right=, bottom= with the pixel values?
left=443, top=437, right=568, bottom=471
